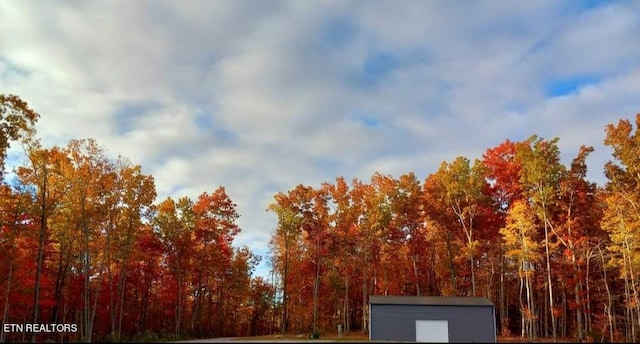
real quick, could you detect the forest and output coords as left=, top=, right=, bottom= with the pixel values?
left=2, top=93, right=640, bottom=343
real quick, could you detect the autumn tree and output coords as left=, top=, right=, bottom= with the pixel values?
left=368, top=173, right=405, bottom=296
left=190, top=187, right=241, bottom=336
left=555, top=145, right=600, bottom=341
left=517, top=135, right=565, bottom=341
left=322, top=177, right=360, bottom=333
left=60, top=139, right=115, bottom=342
left=304, top=187, right=329, bottom=336
left=423, top=169, right=464, bottom=296
left=153, top=196, right=193, bottom=337
left=602, top=114, right=640, bottom=342
left=501, top=200, right=541, bottom=341
left=268, top=188, right=304, bottom=334
left=0, top=184, right=34, bottom=343
left=0, top=94, right=39, bottom=179
left=104, top=157, right=156, bottom=340
left=6, top=92, right=638, bottom=343
left=483, top=139, right=524, bottom=335
left=222, top=246, right=260, bottom=336
left=127, top=223, right=164, bottom=335
left=16, top=141, right=73, bottom=342
left=351, top=178, right=388, bottom=332
left=247, top=277, right=276, bottom=336
left=388, top=173, right=426, bottom=297
left=0, top=94, right=40, bottom=340
left=433, top=157, right=487, bottom=296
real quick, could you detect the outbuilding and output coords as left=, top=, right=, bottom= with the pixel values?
left=369, top=295, right=496, bottom=343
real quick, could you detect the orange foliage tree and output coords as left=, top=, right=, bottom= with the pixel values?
left=5, top=92, right=640, bottom=343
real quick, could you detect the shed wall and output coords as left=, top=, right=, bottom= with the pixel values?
left=370, top=304, right=495, bottom=342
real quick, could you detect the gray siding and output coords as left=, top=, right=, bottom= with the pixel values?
left=370, top=304, right=495, bottom=342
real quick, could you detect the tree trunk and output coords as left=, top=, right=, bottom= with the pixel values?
left=361, top=254, right=369, bottom=333
left=1, top=263, right=13, bottom=343
left=542, top=215, right=557, bottom=342
left=625, top=238, right=640, bottom=342
left=139, top=276, right=151, bottom=332
left=584, top=250, right=593, bottom=336
left=106, top=217, right=116, bottom=339
left=343, top=277, right=349, bottom=333
left=31, top=171, right=47, bottom=343
left=412, top=253, right=420, bottom=296
left=88, top=266, right=103, bottom=343
left=445, top=231, right=456, bottom=294
left=561, top=280, right=567, bottom=339
left=312, top=251, right=320, bottom=334
left=117, top=272, right=128, bottom=338
left=82, top=198, right=92, bottom=343
left=597, top=245, right=615, bottom=342
left=282, top=241, right=289, bottom=334
left=624, top=268, right=633, bottom=341
left=176, top=259, right=183, bottom=337
left=499, top=242, right=507, bottom=336
left=469, top=236, right=476, bottom=297
left=51, top=244, right=69, bottom=324
left=524, top=260, right=536, bottom=341
left=573, top=258, right=584, bottom=342
left=116, top=222, right=135, bottom=339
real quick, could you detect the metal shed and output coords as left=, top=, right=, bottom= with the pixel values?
left=369, top=295, right=496, bottom=343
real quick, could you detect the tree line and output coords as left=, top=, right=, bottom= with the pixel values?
left=0, top=94, right=272, bottom=343
left=2, top=93, right=640, bottom=342
left=266, top=117, right=640, bottom=343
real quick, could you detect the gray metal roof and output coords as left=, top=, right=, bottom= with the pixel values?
left=369, top=295, right=494, bottom=307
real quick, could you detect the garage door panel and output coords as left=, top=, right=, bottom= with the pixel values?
left=416, top=320, right=449, bottom=343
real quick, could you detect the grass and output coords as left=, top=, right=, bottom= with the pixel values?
left=497, top=336, right=581, bottom=343
left=237, top=332, right=368, bottom=341
left=231, top=333, right=580, bottom=342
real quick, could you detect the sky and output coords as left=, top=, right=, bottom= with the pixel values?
left=1, top=0, right=640, bottom=279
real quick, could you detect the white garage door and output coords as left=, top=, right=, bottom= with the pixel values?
left=415, top=319, right=449, bottom=343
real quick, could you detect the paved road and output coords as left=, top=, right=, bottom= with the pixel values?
left=172, top=338, right=366, bottom=343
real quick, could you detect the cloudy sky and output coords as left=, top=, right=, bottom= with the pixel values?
left=2, top=0, right=639, bottom=278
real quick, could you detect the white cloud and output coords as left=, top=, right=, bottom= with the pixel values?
left=1, top=0, right=639, bottom=278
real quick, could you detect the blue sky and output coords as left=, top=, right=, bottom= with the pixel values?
left=1, top=0, right=639, bottom=279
